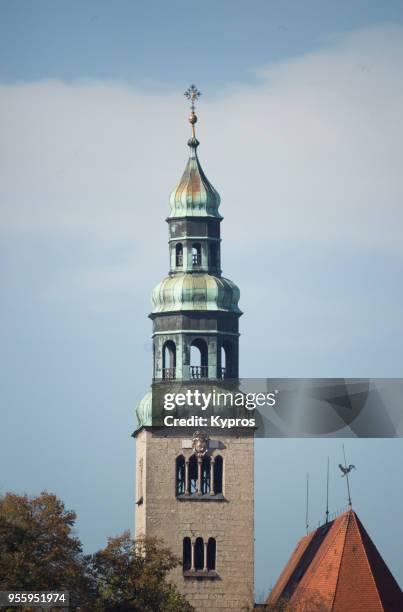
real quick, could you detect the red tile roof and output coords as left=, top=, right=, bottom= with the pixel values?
left=266, top=509, right=403, bottom=611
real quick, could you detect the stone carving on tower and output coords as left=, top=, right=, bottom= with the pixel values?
left=133, top=86, right=254, bottom=612
left=192, top=431, right=209, bottom=456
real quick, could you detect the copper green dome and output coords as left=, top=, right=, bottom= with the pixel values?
left=135, top=391, right=152, bottom=428
left=151, top=273, right=241, bottom=315
left=169, top=138, right=222, bottom=219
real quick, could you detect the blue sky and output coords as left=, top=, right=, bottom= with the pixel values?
left=2, top=0, right=403, bottom=86
left=1, top=0, right=403, bottom=600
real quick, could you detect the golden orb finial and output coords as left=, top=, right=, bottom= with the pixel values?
left=184, top=84, right=202, bottom=137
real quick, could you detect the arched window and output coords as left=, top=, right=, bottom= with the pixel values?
left=209, top=243, right=219, bottom=268
left=201, top=455, right=211, bottom=494
left=214, top=455, right=223, bottom=495
left=190, top=338, right=208, bottom=379
left=192, top=242, right=201, bottom=266
left=175, top=243, right=183, bottom=267
left=183, top=537, right=191, bottom=571
left=194, top=537, right=204, bottom=571
left=176, top=455, right=185, bottom=496
left=188, top=455, right=198, bottom=494
left=220, top=341, right=232, bottom=379
left=137, top=457, right=143, bottom=504
left=207, top=538, right=216, bottom=571
left=162, top=340, right=176, bottom=379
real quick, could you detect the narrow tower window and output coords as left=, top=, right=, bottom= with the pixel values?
left=188, top=455, right=198, bottom=494
left=190, top=338, right=208, bottom=379
left=214, top=455, right=223, bottom=495
left=137, top=457, right=143, bottom=504
left=192, top=242, right=201, bottom=266
left=220, top=345, right=226, bottom=378
left=194, top=537, right=204, bottom=571
left=183, top=537, right=191, bottom=571
left=175, top=243, right=183, bottom=267
left=207, top=538, right=216, bottom=571
left=176, top=455, right=185, bottom=496
left=220, top=341, right=232, bottom=378
left=162, top=340, right=176, bottom=379
left=201, top=455, right=211, bottom=494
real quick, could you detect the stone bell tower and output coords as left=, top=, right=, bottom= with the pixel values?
left=133, top=86, right=254, bottom=612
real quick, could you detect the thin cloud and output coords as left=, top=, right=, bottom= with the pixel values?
left=0, top=25, right=402, bottom=258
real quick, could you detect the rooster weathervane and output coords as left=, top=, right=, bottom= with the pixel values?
left=339, top=445, right=356, bottom=507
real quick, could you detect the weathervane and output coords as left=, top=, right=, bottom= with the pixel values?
left=184, top=84, right=202, bottom=137
left=338, top=444, right=356, bottom=508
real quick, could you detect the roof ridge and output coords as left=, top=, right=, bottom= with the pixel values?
left=331, top=510, right=353, bottom=612
left=352, top=512, right=384, bottom=611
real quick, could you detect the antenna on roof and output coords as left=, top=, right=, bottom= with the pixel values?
left=305, top=472, right=310, bottom=535
left=338, top=444, right=356, bottom=508
left=325, top=456, right=330, bottom=524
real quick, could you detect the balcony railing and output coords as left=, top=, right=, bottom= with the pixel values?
left=162, top=367, right=176, bottom=380
left=192, top=253, right=201, bottom=266
left=161, top=367, right=232, bottom=380
left=190, top=366, right=208, bottom=379
left=176, top=254, right=183, bottom=266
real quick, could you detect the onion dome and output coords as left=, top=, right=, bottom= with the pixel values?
left=168, top=137, right=222, bottom=219
left=151, top=273, right=241, bottom=315
left=135, top=391, right=153, bottom=428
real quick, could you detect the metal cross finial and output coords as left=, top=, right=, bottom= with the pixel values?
left=184, top=84, right=202, bottom=137
left=184, top=84, right=202, bottom=112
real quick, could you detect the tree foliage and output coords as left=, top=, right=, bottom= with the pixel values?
left=0, top=491, right=92, bottom=606
left=86, top=531, right=194, bottom=611
left=0, top=492, right=193, bottom=611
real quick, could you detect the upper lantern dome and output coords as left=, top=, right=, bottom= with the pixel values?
left=151, top=273, right=241, bottom=315
left=168, top=137, right=222, bottom=219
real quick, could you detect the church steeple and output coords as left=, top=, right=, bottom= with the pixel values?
left=148, top=86, right=241, bottom=385
left=134, top=88, right=254, bottom=612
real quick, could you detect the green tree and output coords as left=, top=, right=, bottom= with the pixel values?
left=86, top=531, right=194, bottom=611
left=0, top=491, right=93, bottom=607
left=0, top=491, right=193, bottom=611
